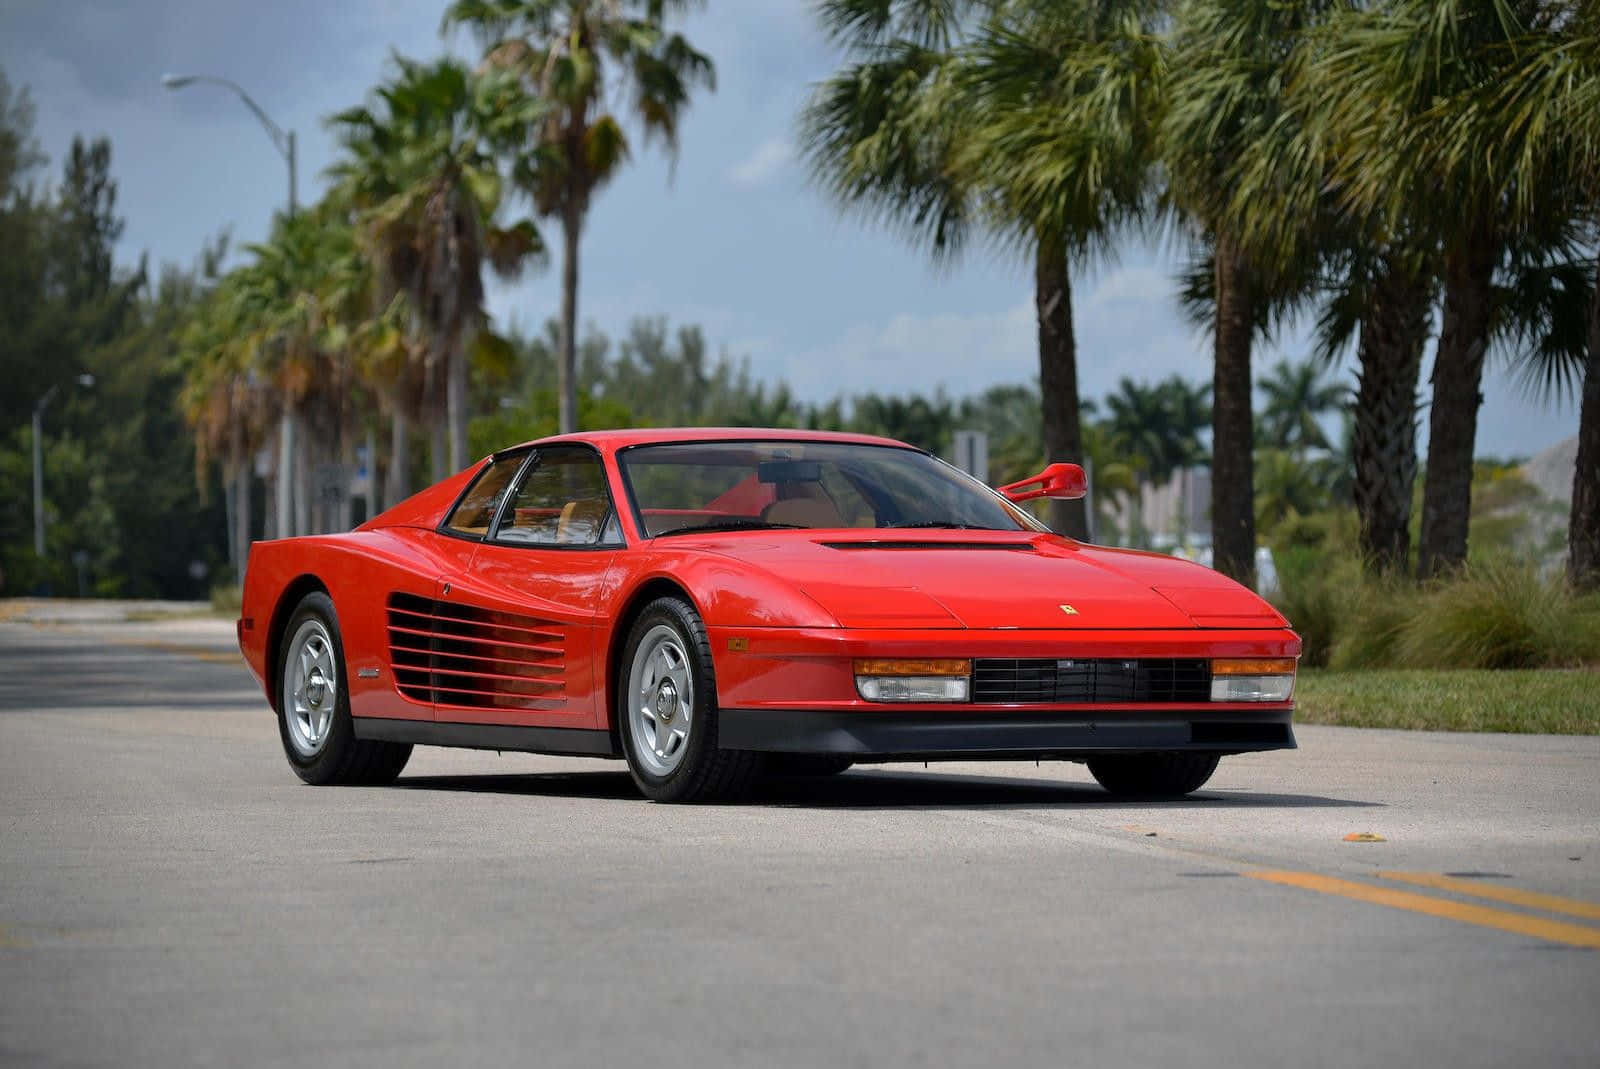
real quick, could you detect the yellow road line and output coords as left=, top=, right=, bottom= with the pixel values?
left=1377, top=871, right=1600, bottom=922
left=1245, top=870, right=1600, bottom=950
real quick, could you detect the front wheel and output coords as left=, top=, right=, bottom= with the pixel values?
left=1086, top=753, right=1220, bottom=798
left=617, top=596, right=761, bottom=803
left=276, top=591, right=411, bottom=786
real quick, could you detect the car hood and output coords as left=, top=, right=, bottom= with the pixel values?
left=671, top=531, right=1287, bottom=630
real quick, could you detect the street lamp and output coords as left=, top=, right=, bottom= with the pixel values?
left=163, top=72, right=298, bottom=540
left=33, top=374, right=95, bottom=559
left=161, top=73, right=297, bottom=216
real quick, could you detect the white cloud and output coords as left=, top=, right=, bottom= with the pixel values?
left=727, top=137, right=793, bottom=188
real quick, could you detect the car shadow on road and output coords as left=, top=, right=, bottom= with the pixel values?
left=393, top=767, right=1382, bottom=810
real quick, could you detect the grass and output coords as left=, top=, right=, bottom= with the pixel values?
left=1296, top=668, right=1600, bottom=734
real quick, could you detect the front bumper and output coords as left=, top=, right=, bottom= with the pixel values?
left=719, top=706, right=1295, bottom=760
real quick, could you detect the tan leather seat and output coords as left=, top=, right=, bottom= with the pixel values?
left=761, top=496, right=843, bottom=528
left=557, top=499, right=609, bottom=544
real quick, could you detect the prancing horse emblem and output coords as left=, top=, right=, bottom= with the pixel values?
left=1059, top=604, right=1079, bottom=615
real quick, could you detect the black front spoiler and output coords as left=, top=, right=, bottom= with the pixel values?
left=718, top=707, right=1295, bottom=761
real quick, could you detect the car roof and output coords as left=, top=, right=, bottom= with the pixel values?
left=497, top=426, right=920, bottom=455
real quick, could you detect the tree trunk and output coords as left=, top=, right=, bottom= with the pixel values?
left=557, top=203, right=582, bottom=435
left=366, top=427, right=381, bottom=518
left=236, top=460, right=251, bottom=583
left=1211, top=232, right=1257, bottom=588
left=294, top=414, right=312, bottom=537
left=276, top=406, right=295, bottom=539
left=1353, top=258, right=1430, bottom=575
left=446, top=332, right=469, bottom=474
left=1418, top=235, right=1496, bottom=580
left=387, top=404, right=411, bottom=507
left=1034, top=232, right=1088, bottom=540
left=1569, top=267, right=1600, bottom=592
left=427, top=362, right=448, bottom=486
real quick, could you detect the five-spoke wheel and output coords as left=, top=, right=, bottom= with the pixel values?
left=274, top=591, right=411, bottom=786
left=616, top=596, right=761, bottom=803
left=282, top=616, right=338, bottom=759
left=627, top=624, right=696, bottom=777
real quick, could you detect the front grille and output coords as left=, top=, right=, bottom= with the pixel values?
left=385, top=592, right=564, bottom=710
left=972, top=658, right=1211, bottom=704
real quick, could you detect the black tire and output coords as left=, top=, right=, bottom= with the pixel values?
left=1086, top=753, right=1220, bottom=798
left=767, top=754, right=854, bottom=778
left=616, top=596, right=762, bottom=803
left=275, top=591, right=412, bottom=786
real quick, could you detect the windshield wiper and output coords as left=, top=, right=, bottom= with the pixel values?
left=654, top=519, right=807, bottom=537
left=884, top=521, right=1004, bottom=530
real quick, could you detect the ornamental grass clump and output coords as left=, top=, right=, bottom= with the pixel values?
left=1394, top=558, right=1600, bottom=669
left=1326, top=575, right=1416, bottom=670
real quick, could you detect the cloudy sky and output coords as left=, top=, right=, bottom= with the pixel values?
left=2, top=0, right=1577, bottom=459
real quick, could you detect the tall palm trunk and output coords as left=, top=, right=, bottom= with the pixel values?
left=1211, top=232, right=1257, bottom=588
left=446, top=332, right=469, bottom=474
left=276, top=407, right=295, bottom=539
left=1570, top=270, right=1600, bottom=592
left=1353, top=259, right=1431, bottom=574
left=1418, top=234, right=1497, bottom=580
left=1035, top=231, right=1088, bottom=540
left=387, top=404, right=411, bottom=506
left=427, top=364, right=448, bottom=485
left=294, top=415, right=312, bottom=537
left=236, top=461, right=251, bottom=580
left=557, top=200, right=582, bottom=435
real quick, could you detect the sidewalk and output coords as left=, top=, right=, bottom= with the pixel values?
left=0, top=598, right=239, bottom=656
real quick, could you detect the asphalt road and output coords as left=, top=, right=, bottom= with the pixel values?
left=2, top=600, right=1597, bottom=1069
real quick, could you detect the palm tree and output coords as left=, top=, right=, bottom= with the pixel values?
left=1308, top=0, right=1567, bottom=579
left=1464, top=2, right=1600, bottom=589
left=1162, top=0, right=1332, bottom=586
left=176, top=273, right=273, bottom=577
left=803, top=0, right=1165, bottom=539
left=329, top=54, right=546, bottom=478
left=1257, top=358, right=1345, bottom=455
left=441, top=0, right=715, bottom=436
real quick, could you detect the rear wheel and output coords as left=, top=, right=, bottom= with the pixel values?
left=617, top=596, right=761, bottom=803
left=1086, top=753, right=1219, bottom=798
left=276, top=591, right=411, bottom=786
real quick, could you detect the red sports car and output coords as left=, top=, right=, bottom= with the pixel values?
left=238, top=428, right=1299, bottom=802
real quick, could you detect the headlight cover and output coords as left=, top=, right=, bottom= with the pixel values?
left=1210, top=658, right=1296, bottom=702
left=854, top=659, right=971, bottom=703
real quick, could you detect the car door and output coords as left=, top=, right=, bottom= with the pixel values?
left=376, top=453, right=528, bottom=724
left=436, top=445, right=624, bottom=730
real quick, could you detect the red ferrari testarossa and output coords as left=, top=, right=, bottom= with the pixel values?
left=238, top=428, right=1299, bottom=802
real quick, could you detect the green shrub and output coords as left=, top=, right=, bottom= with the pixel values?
left=1271, top=548, right=1359, bottom=667
left=210, top=580, right=243, bottom=616
left=1395, top=558, right=1600, bottom=669
left=1327, top=576, right=1416, bottom=669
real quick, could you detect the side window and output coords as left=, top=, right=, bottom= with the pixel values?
left=443, top=454, right=525, bottom=537
left=496, top=447, right=620, bottom=547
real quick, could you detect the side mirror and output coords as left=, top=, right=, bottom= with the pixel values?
left=997, top=463, right=1087, bottom=503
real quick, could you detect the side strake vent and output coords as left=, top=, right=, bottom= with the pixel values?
left=973, top=658, right=1212, bottom=704
left=386, top=592, right=564, bottom=710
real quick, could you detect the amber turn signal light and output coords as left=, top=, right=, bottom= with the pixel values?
left=1211, top=658, right=1297, bottom=676
left=853, top=659, right=972, bottom=677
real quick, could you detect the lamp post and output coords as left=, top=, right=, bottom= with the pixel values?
left=33, top=374, right=95, bottom=559
left=162, top=73, right=298, bottom=540
left=161, top=74, right=296, bottom=216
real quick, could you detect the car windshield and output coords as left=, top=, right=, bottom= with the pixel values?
left=618, top=440, right=1042, bottom=537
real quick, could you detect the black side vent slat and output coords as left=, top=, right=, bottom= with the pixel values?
left=972, top=658, right=1212, bottom=704
left=385, top=592, right=565, bottom=711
